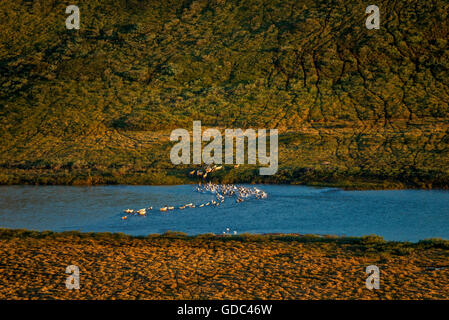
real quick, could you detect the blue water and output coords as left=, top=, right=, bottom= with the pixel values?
left=0, top=185, right=448, bottom=242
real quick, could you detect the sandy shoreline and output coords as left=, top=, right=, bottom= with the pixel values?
left=0, top=230, right=448, bottom=299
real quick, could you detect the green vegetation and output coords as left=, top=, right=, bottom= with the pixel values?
left=1, top=0, right=448, bottom=188
left=3, top=228, right=449, bottom=251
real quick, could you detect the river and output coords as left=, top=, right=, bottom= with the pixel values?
left=0, top=185, right=448, bottom=242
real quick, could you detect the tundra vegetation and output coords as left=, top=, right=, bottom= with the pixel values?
left=0, top=0, right=448, bottom=189
left=0, top=229, right=449, bottom=299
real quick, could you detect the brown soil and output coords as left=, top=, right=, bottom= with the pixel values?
left=0, top=231, right=448, bottom=299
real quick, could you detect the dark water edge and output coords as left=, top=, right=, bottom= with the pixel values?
left=0, top=167, right=448, bottom=190
left=0, top=178, right=446, bottom=191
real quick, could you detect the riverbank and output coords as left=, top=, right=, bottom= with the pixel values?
left=1, top=229, right=448, bottom=299
left=0, top=166, right=447, bottom=190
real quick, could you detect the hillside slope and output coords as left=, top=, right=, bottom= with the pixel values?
left=1, top=0, right=448, bottom=188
